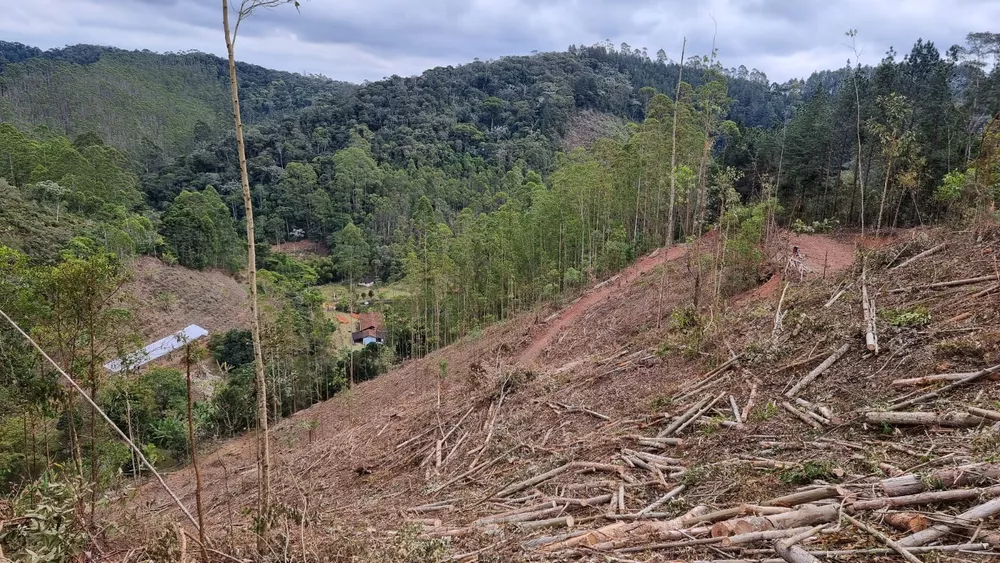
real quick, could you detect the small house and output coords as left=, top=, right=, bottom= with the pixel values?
left=351, top=312, right=386, bottom=346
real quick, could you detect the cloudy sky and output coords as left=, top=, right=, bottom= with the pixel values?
left=2, top=0, right=997, bottom=84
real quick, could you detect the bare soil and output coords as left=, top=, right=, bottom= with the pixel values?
left=106, top=229, right=1000, bottom=562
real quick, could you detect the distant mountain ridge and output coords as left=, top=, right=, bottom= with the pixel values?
left=0, top=41, right=354, bottom=160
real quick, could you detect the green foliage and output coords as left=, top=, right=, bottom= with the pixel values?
left=791, top=217, right=838, bottom=234
left=778, top=461, right=838, bottom=485
left=161, top=186, right=244, bottom=271
left=209, top=329, right=255, bottom=368
left=883, top=305, right=931, bottom=327
left=721, top=195, right=777, bottom=297
left=750, top=400, right=779, bottom=422
left=0, top=473, right=90, bottom=562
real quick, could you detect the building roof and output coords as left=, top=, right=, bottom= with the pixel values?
left=351, top=327, right=387, bottom=342
left=104, top=325, right=209, bottom=373
left=358, top=311, right=383, bottom=331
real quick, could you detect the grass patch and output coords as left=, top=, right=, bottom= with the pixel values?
left=883, top=305, right=931, bottom=327
left=778, top=461, right=838, bottom=485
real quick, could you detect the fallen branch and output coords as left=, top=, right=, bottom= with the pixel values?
left=842, top=512, right=922, bottom=563
left=773, top=540, right=820, bottom=563
left=898, top=495, right=1000, bottom=547
left=495, top=461, right=621, bottom=498
left=890, top=371, right=996, bottom=386
left=762, top=487, right=840, bottom=508
left=849, top=485, right=1000, bottom=511
left=969, top=406, right=1000, bottom=422
left=891, top=242, right=948, bottom=271
left=781, top=402, right=824, bottom=430
left=637, top=484, right=685, bottom=516
left=785, top=344, right=850, bottom=398
left=890, top=274, right=996, bottom=294
left=888, top=363, right=1000, bottom=410
left=861, top=269, right=879, bottom=353
left=658, top=395, right=712, bottom=437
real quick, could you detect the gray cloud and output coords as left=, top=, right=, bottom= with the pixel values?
left=2, top=0, right=998, bottom=84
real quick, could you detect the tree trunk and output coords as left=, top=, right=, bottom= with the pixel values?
left=665, top=38, right=686, bottom=248
left=222, top=0, right=270, bottom=541
left=186, top=345, right=209, bottom=558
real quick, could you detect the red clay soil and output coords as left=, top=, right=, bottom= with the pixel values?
left=517, top=244, right=689, bottom=368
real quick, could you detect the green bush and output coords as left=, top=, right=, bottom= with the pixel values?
left=209, top=328, right=255, bottom=368
left=0, top=473, right=90, bottom=562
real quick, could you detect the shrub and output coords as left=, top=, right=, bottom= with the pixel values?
left=208, top=328, right=254, bottom=367
left=0, top=473, right=90, bottom=561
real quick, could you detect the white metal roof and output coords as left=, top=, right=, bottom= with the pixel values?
left=104, top=324, right=209, bottom=373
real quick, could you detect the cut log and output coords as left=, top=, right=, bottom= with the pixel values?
left=969, top=407, right=1000, bottom=422
left=889, top=274, right=996, bottom=294
left=674, top=393, right=726, bottom=435
left=475, top=504, right=566, bottom=526
left=720, top=526, right=820, bottom=547
left=495, top=461, right=621, bottom=498
left=637, top=484, right=685, bottom=516
left=782, top=402, right=823, bottom=430
left=881, top=475, right=924, bottom=497
left=658, top=395, right=712, bottom=437
left=882, top=512, right=931, bottom=532
left=889, top=363, right=1000, bottom=410
left=741, top=383, right=758, bottom=423
left=890, top=371, right=998, bottom=386
left=785, top=344, right=850, bottom=398
left=898, top=495, right=1000, bottom=547
left=861, top=271, right=879, bottom=353
left=849, top=485, right=1000, bottom=511
left=891, top=242, right=948, bottom=270
left=715, top=505, right=838, bottom=538
left=774, top=541, right=820, bottom=563
left=865, top=411, right=987, bottom=427
left=517, top=515, right=574, bottom=531
left=762, top=487, right=840, bottom=507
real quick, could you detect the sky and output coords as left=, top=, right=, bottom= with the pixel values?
left=2, top=0, right=997, bottom=84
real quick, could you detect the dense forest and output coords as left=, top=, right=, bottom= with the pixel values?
left=1, top=31, right=999, bottom=552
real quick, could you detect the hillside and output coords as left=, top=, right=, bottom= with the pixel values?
left=0, top=42, right=352, bottom=158
left=112, top=226, right=1000, bottom=561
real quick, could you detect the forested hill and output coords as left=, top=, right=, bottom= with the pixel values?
left=0, top=41, right=353, bottom=159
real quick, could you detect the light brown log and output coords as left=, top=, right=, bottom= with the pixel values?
left=773, top=541, right=820, bottom=563
left=889, top=363, right=1000, bottom=410
left=674, top=392, right=726, bottom=435
left=889, top=274, right=996, bottom=294
left=849, top=485, right=1000, bottom=511
left=782, top=402, right=823, bottom=430
left=898, top=495, right=1000, bottom=547
left=637, top=484, right=685, bottom=516
left=785, top=344, right=850, bottom=398
left=890, top=371, right=997, bottom=386
left=658, top=395, right=712, bottom=437
left=880, top=463, right=1000, bottom=497
left=517, top=515, right=575, bottom=530
left=495, top=461, right=620, bottom=498
left=741, top=383, right=758, bottom=423
left=715, top=505, right=838, bottom=538
left=882, top=512, right=931, bottom=532
left=891, top=242, right=948, bottom=270
left=861, top=272, right=878, bottom=353
left=969, top=406, right=1000, bottom=421
left=475, top=504, right=565, bottom=526
left=719, top=526, right=818, bottom=547
left=762, top=487, right=840, bottom=507
left=881, top=474, right=924, bottom=497
left=864, top=411, right=987, bottom=427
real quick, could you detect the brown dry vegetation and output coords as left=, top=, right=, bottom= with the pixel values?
left=125, top=256, right=250, bottom=340
left=105, top=228, right=1000, bottom=562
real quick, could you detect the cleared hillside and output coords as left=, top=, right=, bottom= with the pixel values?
left=110, top=226, right=1000, bottom=561
left=124, top=256, right=250, bottom=341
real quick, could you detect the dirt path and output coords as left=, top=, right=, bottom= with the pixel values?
left=518, top=244, right=689, bottom=367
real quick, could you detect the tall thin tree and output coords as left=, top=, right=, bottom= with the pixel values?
left=221, top=0, right=300, bottom=546
left=847, top=30, right=866, bottom=235
left=656, top=38, right=685, bottom=327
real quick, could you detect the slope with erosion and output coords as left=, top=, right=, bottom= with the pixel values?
left=113, top=229, right=1000, bottom=561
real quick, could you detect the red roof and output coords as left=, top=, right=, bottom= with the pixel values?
left=358, top=312, right=384, bottom=331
